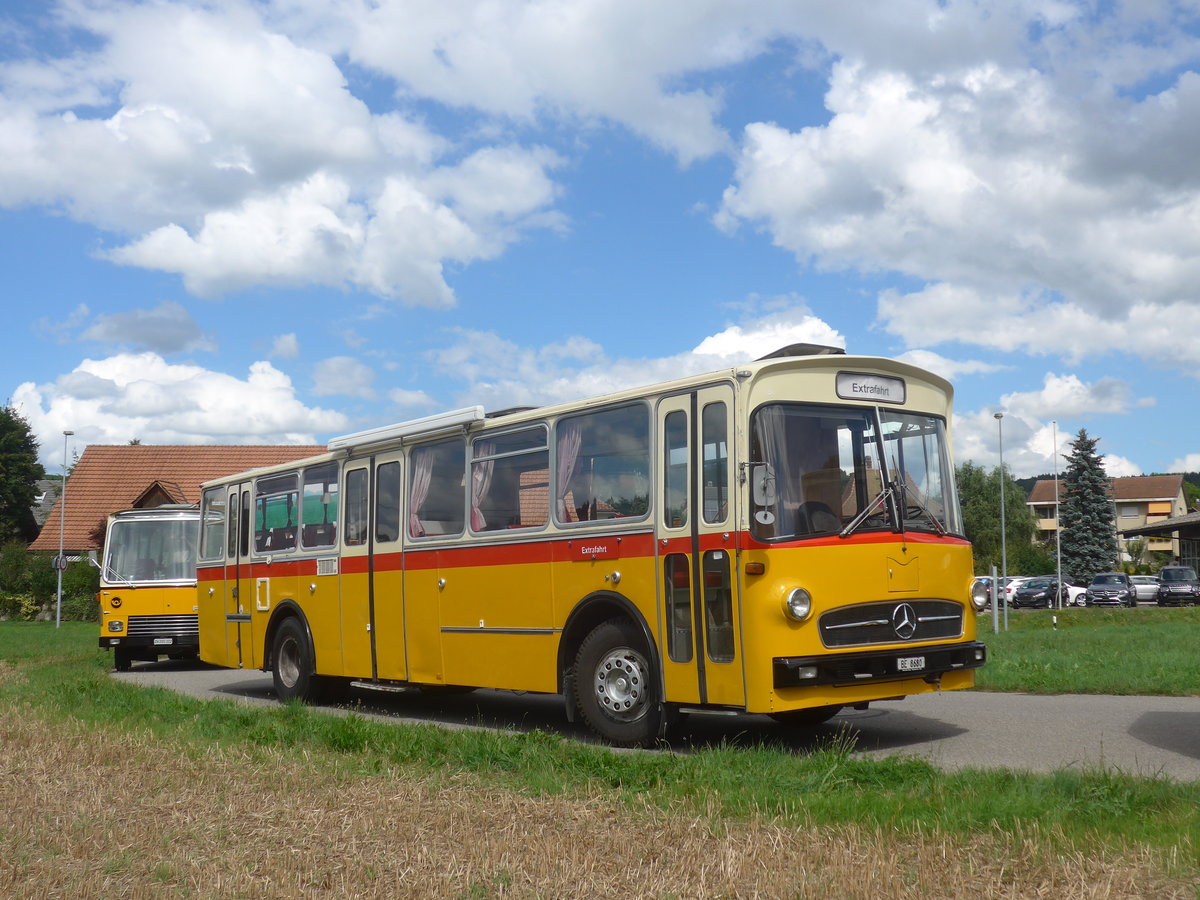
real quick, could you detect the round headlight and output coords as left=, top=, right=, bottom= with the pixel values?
left=783, top=587, right=812, bottom=621
left=970, top=580, right=989, bottom=611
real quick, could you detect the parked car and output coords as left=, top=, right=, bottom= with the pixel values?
left=1010, top=577, right=1062, bottom=609
left=1084, top=572, right=1137, bottom=607
left=1010, top=576, right=1085, bottom=609
left=1156, top=566, right=1200, bottom=606
left=1001, top=576, right=1035, bottom=606
left=1129, top=575, right=1160, bottom=604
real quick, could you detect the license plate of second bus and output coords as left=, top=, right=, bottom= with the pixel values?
left=897, top=656, right=925, bottom=672
left=154, top=638, right=173, bottom=646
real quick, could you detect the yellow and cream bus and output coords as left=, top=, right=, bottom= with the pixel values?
left=197, top=345, right=986, bottom=745
left=98, top=506, right=200, bottom=671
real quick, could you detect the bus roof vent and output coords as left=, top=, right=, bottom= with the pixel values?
left=328, top=406, right=487, bottom=451
left=756, top=343, right=846, bottom=360
left=485, top=405, right=538, bottom=419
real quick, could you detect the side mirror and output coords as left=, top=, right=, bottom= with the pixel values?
left=751, top=464, right=777, bottom=507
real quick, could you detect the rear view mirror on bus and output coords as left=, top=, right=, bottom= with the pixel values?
left=751, top=464, right=776, bottom=507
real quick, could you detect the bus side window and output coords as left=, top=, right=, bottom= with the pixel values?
left=199, top=487, right=226, bottom=561
left=470, top=427, right=549, bottom=532
left=555, top=404, right=650, bottom=524
left=255, top=473, right=298, bottom=553
left=302, top=461, right=339, bottom=548
left=701, top=402, right=728, bottom=524
left=344, top=468, right=368, bottom=546
left=409, top=439, right=466, bottom=538
left=663, top=410, right=688, bottom=529
left=375, top=461, right=401, bottom=544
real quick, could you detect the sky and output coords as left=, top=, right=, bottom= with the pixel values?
left=3, top=0, right=1200, bottom=483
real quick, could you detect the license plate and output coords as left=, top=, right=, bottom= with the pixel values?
left=153, top=637, right=173, bottom=646
left=897, top=655, right=925, bottom=672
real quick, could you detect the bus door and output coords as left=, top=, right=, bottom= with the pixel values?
left=656, top=386, right=745, bottom=708
left=226, top=481, right=254, bottom=668
left=339, top=452, right=408, bottom=682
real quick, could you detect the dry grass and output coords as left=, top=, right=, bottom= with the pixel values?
left=0, top=707, right=1194, bottom=900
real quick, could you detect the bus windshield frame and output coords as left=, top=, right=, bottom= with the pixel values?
left=748, top=402, right=963, bottom=542
left=103, top=514, right=199, bottom=586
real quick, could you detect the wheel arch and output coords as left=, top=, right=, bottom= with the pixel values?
left=557, top=590, right=662, bottom=717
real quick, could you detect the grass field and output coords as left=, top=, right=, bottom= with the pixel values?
left=1, top=618, right=1198, bottom=898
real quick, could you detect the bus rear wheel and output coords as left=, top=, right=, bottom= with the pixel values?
left=272, top=617, right=324, bottom=703
left=573, top=618, right=662, bottom=748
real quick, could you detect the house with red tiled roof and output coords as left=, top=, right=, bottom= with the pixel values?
left=1026, top=474, right=1187, bottom=562
left=31, top=444, right=324, bottom=555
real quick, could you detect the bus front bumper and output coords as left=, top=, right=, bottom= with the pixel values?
left=773, top=641, right=987, bottom=689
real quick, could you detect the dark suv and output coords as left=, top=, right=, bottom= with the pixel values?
left=1084, top=573, right=1136, bottom=608
left=1156, top=566, right=1200, bottom=606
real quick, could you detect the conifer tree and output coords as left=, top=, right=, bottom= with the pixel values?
left=1059, top=428, right=1116, bottom=582
left=0, top=404, right=44, bottom=544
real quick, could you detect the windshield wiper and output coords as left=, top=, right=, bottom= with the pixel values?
left=839, top=484, right=895, bottom=538
left=898, top=481, right=946, bottom=535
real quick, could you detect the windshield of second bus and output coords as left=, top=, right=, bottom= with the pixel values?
left=104, top=518, right=199, bottom=584
left=749, top=403, right=961, bottom=541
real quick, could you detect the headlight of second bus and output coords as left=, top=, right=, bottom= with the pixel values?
left=107, top=620, right=124, bottom=632
left=783, top=588, right=813, bottom=621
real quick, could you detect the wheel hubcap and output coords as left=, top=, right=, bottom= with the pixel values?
left=278, top=637, right=300, bottom=689
left=594, top=647, right=648, bottom=721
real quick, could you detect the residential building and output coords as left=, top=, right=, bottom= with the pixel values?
left=31, top=444, right=325, bottom=557
left=1026, top=474, right=1187, bottom=563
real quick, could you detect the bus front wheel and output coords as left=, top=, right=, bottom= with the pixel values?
left=113, top=647, right=134, bottom=672
left=271, top=617, right=323, bottom=703
left=573, top=618, right=662, bottom=748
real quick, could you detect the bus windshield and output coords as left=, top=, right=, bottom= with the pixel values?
left=749, top=403, right=962, bottom=541
left=104, top=516, right=199, bottom=584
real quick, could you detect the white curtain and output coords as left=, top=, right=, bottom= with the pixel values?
left=408, top=448, right=434, bottom=537
left=556, top=421, right=582, bottom=521
left=470, top=441, right=495, bottom=531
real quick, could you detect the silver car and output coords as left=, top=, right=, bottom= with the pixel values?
left=1129, top=575, right=1159, bottom=603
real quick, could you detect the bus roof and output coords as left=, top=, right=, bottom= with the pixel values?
left=201, top=346, right=952, bottom=487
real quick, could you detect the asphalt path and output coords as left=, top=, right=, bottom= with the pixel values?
left=116, top=660, right=1200, bottom=781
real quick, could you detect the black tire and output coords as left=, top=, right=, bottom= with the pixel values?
left=113, top=647, right=134, bottom=672
left=770, top=705, right=844, bottom=727
left=573, top=618, right=662, bottom=747
left=271, top=617, right=324, bottom=703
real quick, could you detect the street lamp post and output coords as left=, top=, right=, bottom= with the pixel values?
left=1053, top=420, right=1063, bottom=609
left=994, top=412, right=1007, bottom=630
left=55, top=430, right=74, bottom=629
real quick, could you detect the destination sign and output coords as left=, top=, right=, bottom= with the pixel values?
left=836, top=372, right=906, bottom=405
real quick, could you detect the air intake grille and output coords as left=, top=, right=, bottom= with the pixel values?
left=126, top=615, right=199, bottom=639
left=819, top=600, right=962, bottom=648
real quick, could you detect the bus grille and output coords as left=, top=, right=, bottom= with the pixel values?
left=819, top=600, right=962, bottom=648
left=126, top=615, right=199, bottom=639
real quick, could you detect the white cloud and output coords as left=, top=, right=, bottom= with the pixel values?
left=1169, top=454, right=1200, bottom=473
left=714, top=10, right=1200, bottom=378
left=12, top=352, right=347, bottom=465
left=80, top=300, right=216, bottom=353
left=1101, top=454, right=1143, bottom=478
left=1000, top=373, right=1151, bottom=420
left=431, top=306, right=844, bottom=411
left=312, top=356, right=376, bottom=399
left=271, top=333, right=300, bottom=359
left=0, top=2, right=563, bottom=305
left=894, top=349, right=1006, bottom=382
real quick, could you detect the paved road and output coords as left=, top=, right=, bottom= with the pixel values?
left=117, top=661, right=1200, bottom=781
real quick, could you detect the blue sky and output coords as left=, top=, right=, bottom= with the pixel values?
left=4, top=0, right=1200, bottom=481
